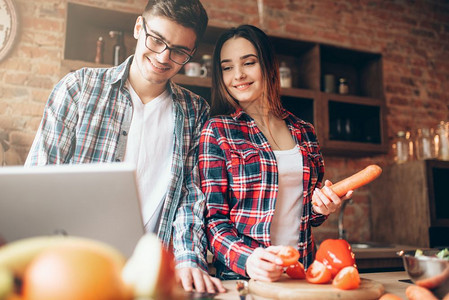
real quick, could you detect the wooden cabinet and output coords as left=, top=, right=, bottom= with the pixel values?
left=370, top=160, right=449, bottom=248
left=62, top=2, right=387, bottom=156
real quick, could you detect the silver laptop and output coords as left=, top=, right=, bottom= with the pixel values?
left=0, top=163, right=145, bottom=257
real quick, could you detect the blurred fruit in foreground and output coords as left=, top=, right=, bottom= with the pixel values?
left=0, top=235, right=126, bottom=279
left=122, top=234, right=175, bottom=299
left=0, top=267, right=14, bottom=300
left=22, top=244, right=132, bottom=300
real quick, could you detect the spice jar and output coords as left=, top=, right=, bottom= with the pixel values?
left=415, top=128, right=435, bottom=160
left=338, top=78, right=349, bottom=94
left=279, top=62, right=292, bottom=88
left=95, top=36, right=104, bottom=64
left=437, top=121, right=449, bottom=160
left=394, top=131, right=409, bottom=164
left=201, top=54, right=212, bottom=78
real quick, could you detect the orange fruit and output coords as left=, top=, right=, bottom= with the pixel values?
left=22, top=244, right=132, bottom=300
left=306, top=260, right=332, bottom=284
left=277, top=246, right=300, bottom=267
left=286, top=261, right=306, bottom=279
left=332, top=266, right=360, bottom=290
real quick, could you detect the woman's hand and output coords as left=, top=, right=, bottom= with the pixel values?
left=312, top=180, right=353, bottom=215
left=246, top=246, right=285, bottom=281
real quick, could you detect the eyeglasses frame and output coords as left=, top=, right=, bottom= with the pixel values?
left=140, top=16, right=194, bottom=65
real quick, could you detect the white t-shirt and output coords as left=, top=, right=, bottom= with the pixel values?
left=270, top=145, right=303, bottom=246
left=124, top=81, right=174, bottom=233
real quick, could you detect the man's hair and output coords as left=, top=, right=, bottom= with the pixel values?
left=143, top=0, right=208, bottom=45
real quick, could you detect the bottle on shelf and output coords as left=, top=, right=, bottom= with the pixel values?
left=415, top=128, right=436, bottom=160
left=201, top=54, right=212, bottom=78
left=338, top=77, right=349, bottom=94
left=279, top=61, right=292, bottom=88
left=109, top=31, right=126, bottom=66
left=436, top=121, right=449, bottom=160
left=405, top=130, right=415, bottom=161
left=323, top=74, right=336, bottom=93
left=393, top=131, right=409, bottom=164
left=95, top=36, right=104, bottom=64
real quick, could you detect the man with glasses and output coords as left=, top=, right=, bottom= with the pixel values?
left=26, top=0, right=225, bottom=294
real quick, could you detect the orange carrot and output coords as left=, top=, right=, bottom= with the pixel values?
left=325, top=165, right=382, bottom=198
left=406, top=285, right=438, bottom=300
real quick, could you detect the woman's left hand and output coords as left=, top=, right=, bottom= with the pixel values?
left=312, top=180, right=353, bottom=215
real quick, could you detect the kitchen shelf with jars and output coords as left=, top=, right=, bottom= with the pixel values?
left=62, top=2, right=387, bottom=156
left=61, top=2, right=139, bottom=76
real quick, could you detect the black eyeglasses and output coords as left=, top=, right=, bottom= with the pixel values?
left=141, top=17, right=193, bottom=65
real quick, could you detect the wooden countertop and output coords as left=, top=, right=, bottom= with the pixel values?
left=215, top=271, right=412, bottom=299
left=353, top=244, right=419, bottom=259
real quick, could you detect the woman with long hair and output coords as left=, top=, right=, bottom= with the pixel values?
left=199, top=24, right=352, bottom=281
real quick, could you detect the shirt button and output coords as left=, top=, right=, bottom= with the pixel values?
left=122, top=130, right=128, bottom=136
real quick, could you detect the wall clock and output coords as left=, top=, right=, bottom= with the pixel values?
left=0, top=0, right=19, bottom=62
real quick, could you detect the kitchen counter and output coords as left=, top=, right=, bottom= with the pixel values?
left=353, top=244, right=424, bottom=272
left=215, top=271, right=412, bottom=299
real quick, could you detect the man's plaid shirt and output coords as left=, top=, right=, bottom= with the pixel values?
left=25, top=56, right=210, bottom=271
left=199, top=108, right=327, bottom=276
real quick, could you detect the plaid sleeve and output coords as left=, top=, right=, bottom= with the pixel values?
left=199, top=120, right=254, bottom=276
left=25, top=73, right=81, bottom=166
left=304, top=124, right=328, bottom=226
left=172, top=99, right=210, bottom=271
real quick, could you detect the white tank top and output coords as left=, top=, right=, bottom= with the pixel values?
left=124, top=81, right=174, bottom=233
left=270, top=145, right=303, bottom=246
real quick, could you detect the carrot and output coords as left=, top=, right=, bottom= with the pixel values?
left=325, top=165, right=382, bottom=198
left=378, top=293, right=402, bottom=300
left=406, top=285, right=438, bottom=300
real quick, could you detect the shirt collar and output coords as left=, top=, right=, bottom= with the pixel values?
left=110, top=55, right=134, bottom=89
left=231, top=107, right=291, bottom=122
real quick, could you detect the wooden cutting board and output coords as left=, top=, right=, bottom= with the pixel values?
left=249, top=275, right=384, bottom=300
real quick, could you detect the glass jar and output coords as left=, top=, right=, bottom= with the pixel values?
left=279, top=61, right=292, bottom=88
left=338, top=78, right=349, bottom=94
left=405, top=130, right=415, bottom=161
left=415, top=128, right=435, bottom=160
left=201, top=54, right=212, bottom=78
left=394, top=131, right=409, bottom=164
left=436, top=121, right=449, bottom=160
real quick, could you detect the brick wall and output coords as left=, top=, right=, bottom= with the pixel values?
left=1, top=0, right=448, bottom=243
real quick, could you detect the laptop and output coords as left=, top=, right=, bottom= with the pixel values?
left=0, top=163, right=145, bottom=257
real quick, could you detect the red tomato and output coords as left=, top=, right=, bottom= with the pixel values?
left=277, top=246, right=300, bottom=267
left=332, top=266, right=361, bottom=290
left=305, top=260, right=332, bottom=284
left=316, top=239, right=356, bottom=278
left=285, top=261, right=306, bottom=279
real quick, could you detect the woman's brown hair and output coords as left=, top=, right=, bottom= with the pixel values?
left=210, top=24, right=284, bottom=118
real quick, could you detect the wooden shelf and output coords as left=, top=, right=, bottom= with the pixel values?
left=64, top=2, right=138, bottom=66
left=173, top=74, right=211, bottom=88
left=63, top=3, right=387, bottom=156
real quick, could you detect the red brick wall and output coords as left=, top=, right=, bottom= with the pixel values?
left=1, top=0, right=448, bottom=243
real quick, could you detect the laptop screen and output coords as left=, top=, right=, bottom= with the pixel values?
left=0, top=163, right=145, bottom=257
